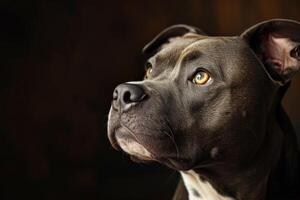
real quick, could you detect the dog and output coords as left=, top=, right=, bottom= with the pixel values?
left=107, top=19, right=300, bottom=200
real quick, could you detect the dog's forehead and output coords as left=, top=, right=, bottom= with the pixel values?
left=153, top=34, right=206, bottom=64
left=160, top=36, right=246, bottom=57
left=150, top=35, right=269, bottom=87
left=154, top=35, right=259, bottom=74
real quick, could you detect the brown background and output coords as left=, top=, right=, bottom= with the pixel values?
left=1, top=0, right=300, bottom=199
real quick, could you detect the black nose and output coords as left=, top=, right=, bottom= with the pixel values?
left=112, top=83, right=146, bottom=111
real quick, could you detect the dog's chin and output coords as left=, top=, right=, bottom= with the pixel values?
left=116, top=137, right=154, bottom=161
left=115, top=136, right=196, bottom=170
left=158, top=157, right=195, bottom=171
left=129, top=155, right=155, bottom=164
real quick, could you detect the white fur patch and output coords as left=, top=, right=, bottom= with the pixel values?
left=210, top=147, right=219, bottom=159
left=180, top=170, right=235, bottom=200
left=116, top=138, right=152, bottom=159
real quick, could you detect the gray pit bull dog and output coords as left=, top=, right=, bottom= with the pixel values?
left=107, top=19, right=300, bottom=200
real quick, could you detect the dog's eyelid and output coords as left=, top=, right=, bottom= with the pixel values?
left=194, top=67, right=211, bottom=75
left=144, top=56, right=158, bottom=70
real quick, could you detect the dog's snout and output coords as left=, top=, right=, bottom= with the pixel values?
left=113, top=83, right=146, bottom=111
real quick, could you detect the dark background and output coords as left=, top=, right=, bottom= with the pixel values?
left=1, top=0, right=300, bottom=199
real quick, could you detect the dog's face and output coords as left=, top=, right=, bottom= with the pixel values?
left=108, top=20, right=300, bottom=171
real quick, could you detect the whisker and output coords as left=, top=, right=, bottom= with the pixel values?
left=165, top=120, right=180, bottom=159
left=163, top=130, right=180, bottom=159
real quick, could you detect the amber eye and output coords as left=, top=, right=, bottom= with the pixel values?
left=192, top=71, right=210, bottom=85
left=144, top=62, right=153, bottom=79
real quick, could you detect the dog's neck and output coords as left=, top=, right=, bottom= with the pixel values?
left=181, top=104, right=300, bottom=200
left=181, top=124, right=280, bottom=200
left=180, top=170, right=236, bottom=200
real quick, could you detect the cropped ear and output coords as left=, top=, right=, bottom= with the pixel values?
left=241, top=19, right=300, bottom=84
left=142, top=24, right=206, bottom=58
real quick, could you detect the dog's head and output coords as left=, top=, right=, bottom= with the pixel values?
left=107, top=19, right=300, bottom=171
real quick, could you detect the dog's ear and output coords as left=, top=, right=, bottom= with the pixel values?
left=142, top=24, right=205, bottom=58
left=241, top=19, right=300, bottom=84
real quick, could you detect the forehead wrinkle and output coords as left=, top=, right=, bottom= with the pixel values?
left=155, top=48, right=181, bottom=66
left=170, top=37, right=231, bottom=82
left=181, top=37, right=226, bottom=55
left=154, top=36, right=202, bottom=66
left=176, top=38, right=215, bottom=66
left=180, top=50, right=203, bottom=66
left=169, top=39, right=209, bottom=81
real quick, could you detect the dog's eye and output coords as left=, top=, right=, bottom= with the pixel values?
left=144, top=62, right=153, bottom=79
left=192, top=71, right=210, bottom=85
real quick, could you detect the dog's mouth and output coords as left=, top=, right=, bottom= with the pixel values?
left=107, top=108, right=198, bottom=169
left=109, top=125, right=197, bottom=170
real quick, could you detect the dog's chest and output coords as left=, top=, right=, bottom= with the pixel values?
left=180, top=170, right=235, bottom=200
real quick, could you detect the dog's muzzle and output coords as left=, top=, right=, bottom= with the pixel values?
left=108, top=83, right=154, bottom=160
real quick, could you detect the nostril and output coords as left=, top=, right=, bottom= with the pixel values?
left=122, top=91, right=132, bottom=104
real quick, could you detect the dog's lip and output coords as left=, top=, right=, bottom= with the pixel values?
left=109, top=136, right=121, bottom=151
left=109, top=124, right=186, bottom=165
left=109, top=127, right=194, bottom=169
left=109, top=126, right=158, bottom=159
left=116, top=136, right=153, bottom=159
left=107, top=126, right=122, bottom=151
left=108, top=118, right=142, bottom=152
